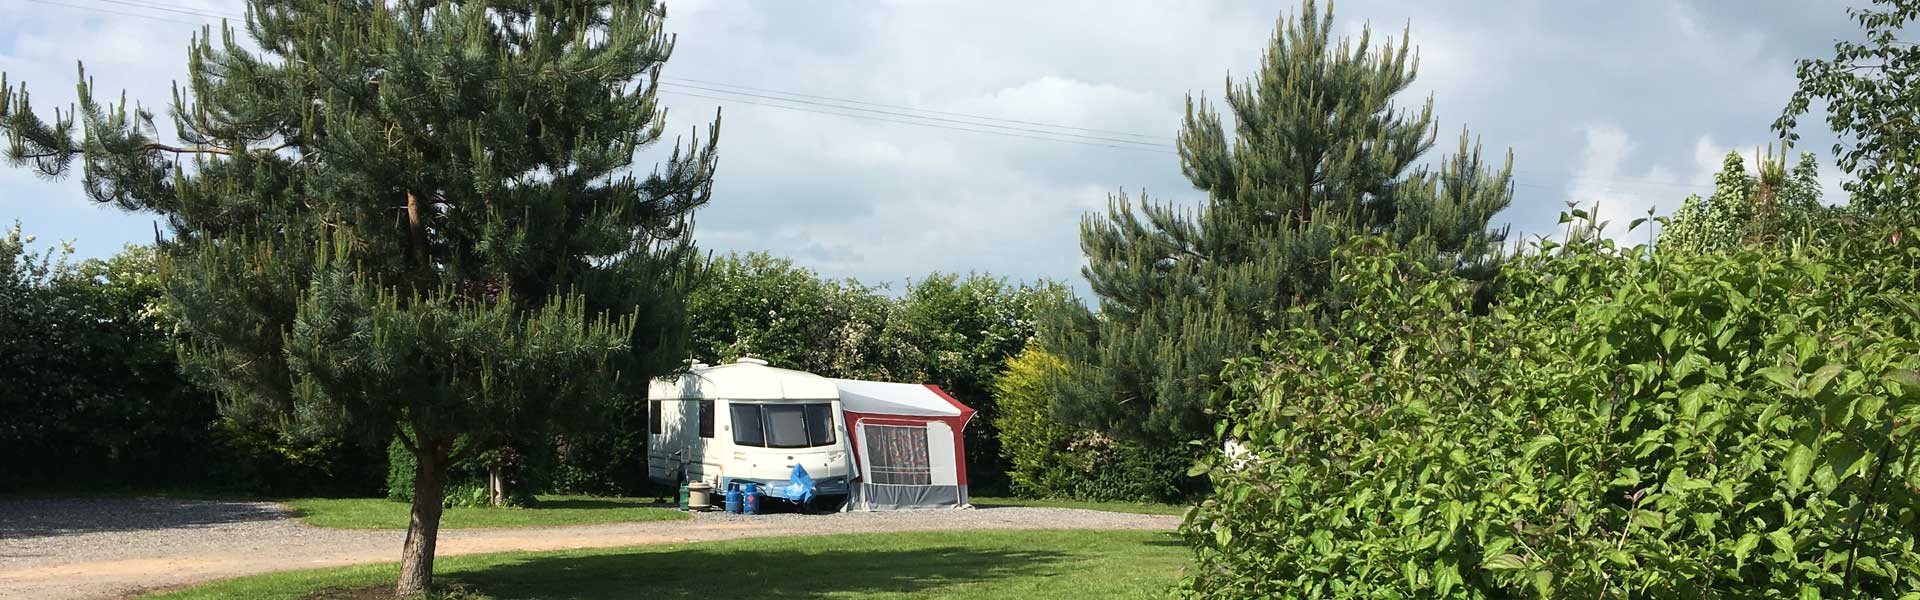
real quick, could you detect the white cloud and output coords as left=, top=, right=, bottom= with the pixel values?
left=0, top=0, right=1869, bottom=290
left=1565, top=126, right=1725, bottom=241
left=1566, top=127, right=1863, bottom=244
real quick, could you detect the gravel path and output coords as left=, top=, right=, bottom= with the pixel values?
left=0, top=498, right=1178, bottom=599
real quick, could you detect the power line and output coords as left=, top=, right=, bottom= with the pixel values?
left=1514, top=176, right=1713, bottom=196
left=26, top=0, right=205, bottom=25
left=86, top=0, right=239, bottom=21
left=660, top=89, right=1176, bottom=155
left=662, top=75, right=1175, bottom=142
left=659, top=81, right=1170, bottom=149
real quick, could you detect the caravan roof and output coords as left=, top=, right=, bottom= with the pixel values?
left=648, top=359, right=840, bottom=401
left=829, top=379, right=967, bottom=417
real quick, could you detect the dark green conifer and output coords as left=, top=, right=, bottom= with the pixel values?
left=1043, top=0, right=1513, bottom=445
left=1, top=1, right=717, bottom=594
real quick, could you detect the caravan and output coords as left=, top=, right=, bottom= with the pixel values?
left=647, top=357, right=976, bottom=510
left=646, top=357, right=854, bottom=501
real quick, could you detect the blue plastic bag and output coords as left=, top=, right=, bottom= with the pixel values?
left=780, top=464, right=816, bottom=503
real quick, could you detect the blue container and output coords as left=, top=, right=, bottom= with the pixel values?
left=724, top=487, right=743, bottom=514
left=742, top=483, right=762, bottom=515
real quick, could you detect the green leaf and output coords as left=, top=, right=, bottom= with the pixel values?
left=1733, top=533, right=1760, bottom=567
left=1530, top=569, right=1554, bottom=598
left=1186, top=460, right=1214, bottom=478
left=1679, top=386, right=1707, bottom=422
left=1756, top=366, right=1800, bottom=391
left=1672, top=352, right=1708, bottom=381
left=1828, top=439, right=1870, bottom=483
left=1857, top=555, right=1889, bottom=578
left=1482, top=554, right=1527, bottom=571
left=1433, top=560, right=1461, bottom=597
left=1806, top=363, right=1846, bottom=397
left=1783, top=443, right=1815, bottom=492
left=1767, top=530, right=1795, bottom=555
left=1884, top=295, right=1920, bottom=321
left=1888, top=368, right=1920, bottom=395
left=1520, top=434, right=1559, bottom=460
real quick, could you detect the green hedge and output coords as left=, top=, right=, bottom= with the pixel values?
left=384, top=437, right=538, bottom=508
left=993, top=348, right=1193, bottom=503
left=1, top=236, right=383, bottom=496
left=1183, top=219, right=1920, bottom=598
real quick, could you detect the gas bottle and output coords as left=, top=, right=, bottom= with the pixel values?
left=742, top=482, right=761, bottom=515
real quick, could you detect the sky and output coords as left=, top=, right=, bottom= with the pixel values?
left=0, top=0, right=1863, bottom=292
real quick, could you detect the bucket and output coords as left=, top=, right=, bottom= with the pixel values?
left=724, top=486, right=743, bottom=514
left=742, top=482, right=761, bottom=515
left=688, top=481, right=713, bottom=511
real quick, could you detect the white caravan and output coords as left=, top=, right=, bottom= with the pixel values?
left=646, top=358, right=855, bottom=499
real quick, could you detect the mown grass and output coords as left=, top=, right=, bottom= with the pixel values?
left=970, top=496, right=1188, bottom=516
left=285, top=495, right=687, bottom=529
left=145, top=529, right=1187, bottom=600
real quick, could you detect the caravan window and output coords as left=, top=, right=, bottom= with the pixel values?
left=731, top=404, right=764, bottom=446
left=699, top=400, right=715, bottom=439
left=864, top=425, right=932, bottom=485
left=731, top=402, right=835, bottom=448
left=804, top=404, right=836, bottom=446
left=764, top=405, right=810, bottom=448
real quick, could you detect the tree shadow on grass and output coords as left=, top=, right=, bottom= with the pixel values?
left=444, top=545, right=1072, bottom=599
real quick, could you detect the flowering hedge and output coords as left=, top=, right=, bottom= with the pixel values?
left=1183, top=215, right=1920, bottom=598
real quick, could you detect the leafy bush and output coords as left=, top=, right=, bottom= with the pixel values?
left=994, top=348, right=1194, bottom=503
left=0, top=234, right=210, bottom=490
left=206, top=419, right=385, bottom=497
left=1183, top=218, right=1920, bottom=598
left=545, top=395, right=657, bottom=497
left=387, top=436, right=539, bottom=507
left=1071, top=440, right=1192, bottom=503
left=386, top=437, right=418, bottom=501
left=1660, top=149, right=1829, bottom=256
left=995, top=348, right=1094, bottom=497
left=1, top=231, right=381, bottom=496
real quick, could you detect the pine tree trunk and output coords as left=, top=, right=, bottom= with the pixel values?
left=396, top=443, right=448, bottom=597
left=405, top=190, right=429, bottom=268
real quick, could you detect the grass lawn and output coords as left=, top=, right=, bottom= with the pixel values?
left=970, top=496, right=1188, bottom=516
left=146, top=529, right=1186, bottom=600
left=286, top=495, right=688, bottom=529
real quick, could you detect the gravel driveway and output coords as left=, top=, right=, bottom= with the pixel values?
left=0, top=497, right=1179, bottom=599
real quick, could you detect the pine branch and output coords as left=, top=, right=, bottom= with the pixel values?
left=20, top=142, right=235, bottom=160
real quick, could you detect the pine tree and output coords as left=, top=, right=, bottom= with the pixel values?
left=1, top=1, right=717, bottom=594
left=1042, top=0, right=1513, bottom=446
